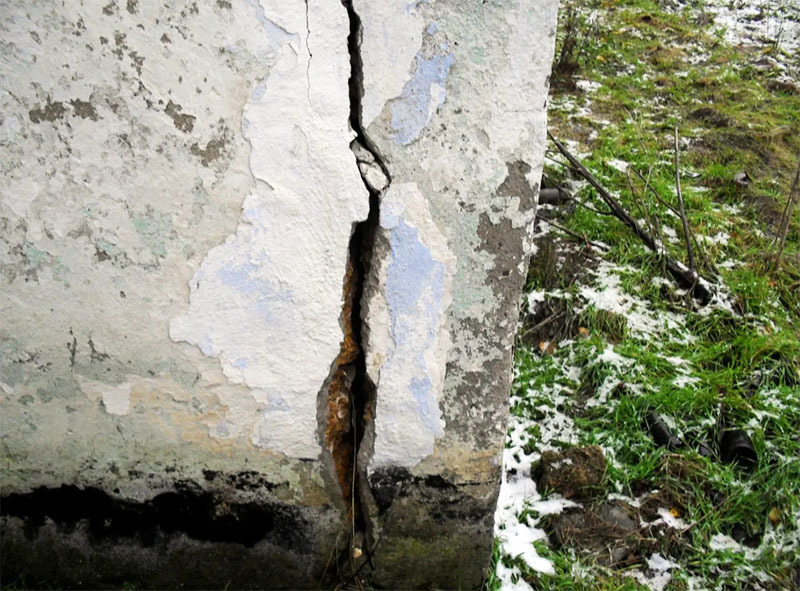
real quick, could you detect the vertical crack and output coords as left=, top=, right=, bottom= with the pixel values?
left=303, top=0, right=312, bottom=104
left=317, top=0, right=390, bottom=585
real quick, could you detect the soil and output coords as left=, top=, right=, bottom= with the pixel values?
left=545, top=501, right=641, bottom=567
left=535, top=445, right=606, bottom=500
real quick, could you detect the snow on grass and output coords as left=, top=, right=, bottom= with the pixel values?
left=494, top=395, right=579, bottom=585
left=655, top=507, right=689, bottom=529
left=699, top=231, right=730, bottom=246
left=606, top=158, right=629, bottom=173
left=578, top=261, right=691, bottom=340
left=672, top=375, right=700, bottom=388
left=631, top=553, right=679, bottom=591
left=709, top=533, right=743, bottom=551
left=704, top=0, right=800, bottom=70
left=576, top=79, right=602, bottom=93
left=494, top=1, right=800, bottom=586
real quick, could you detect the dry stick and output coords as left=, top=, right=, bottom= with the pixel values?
left=627, top=167, right=659, bottom=250
left=567, top=195, right=616, bottom=217
left=674, top=125, right=696, bottom=272
left=520, top=312, right=567, bottom=340
left=537, top=214, right=610, bottom=251
left=772, top=158, right=800, bottom=271
left=538, top=187, right=573, bottom=204
left=540, top=186, right=616, bottom=217
left=545, top=154, right=584, bottom=175
left=628, top=166, right=670, bottom=280
left=548, top=132, right=713, bottom=302
left=631, top=167, right=718, bottom=278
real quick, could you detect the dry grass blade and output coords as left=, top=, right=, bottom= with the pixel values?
left=771, top=158, right=800, bottom=272
left=674, top=125, right=696, bottom=272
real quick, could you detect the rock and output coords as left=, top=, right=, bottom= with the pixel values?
left=537, top=445, right=606, bottom=499
left=548, top=501, right=639, bottom=567
left=597, top=501, right=638, bottom=531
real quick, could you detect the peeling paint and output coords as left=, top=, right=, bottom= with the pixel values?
left=365, top=183, right=454, bottom=469
left=78, top=377, right=132, bottom=415
left=352, top=0, right=424, bottom=129
left=0, top=0, right=557, bottom=585
left=390, top=52, right=454, bottom=145
left=169, top=0, right=369, bottom=459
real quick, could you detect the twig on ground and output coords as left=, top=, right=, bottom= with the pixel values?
left=537, top=213, right=610, bottom=251
left=545, top=154, right=584, bottom=175
left=540, top=185, right=616, bottom=217
left=631, top=167, right=718, bottom=277
left=674, top=126, right=696, bottom=272
left=770, top=158, right=800, bottom=272
left=627, top=166, right=662, bottom=253
left=520, top=312, right=567, bottom=341
left=548, top=132, right=714, bottom=302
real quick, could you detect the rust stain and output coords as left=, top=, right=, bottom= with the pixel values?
left=325, top=258, right=360, bottom=504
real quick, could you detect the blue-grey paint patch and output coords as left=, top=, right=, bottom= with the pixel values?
left=427, top=21, right=438, bottom=35
left=410, top=375, right=439, bottom=432
left=390, top=52, right=454, bottom=145
left=382, top=209, right=445, bottom=438
left=266, top=393, right=289, bottom=412
left=215, top=261, right=293, bottom=323
left=198, top=334, right=216, bottom=357
left=213, top=420, right=230, bottom=437
left=250, top=80, right=268, bottom=102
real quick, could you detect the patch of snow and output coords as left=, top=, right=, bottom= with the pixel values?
left=495, top=561, right=534, bottom=591
left=704, top=0, right=800, bottom=77
left=673, top=375, right=700, bottom=388
left=666, top=356, right=690, bottom=369
left=578, top=262, right=691, bottom=340
left=662, top=226, right=679, bottom=243
left=606, top=158, right=629, bottom=173
left=532, top=496, right=578, bottom=516
left=657, top=507, right=689, bottom=529
left=630, top=553, right=678, bottom=591
left=700, top=231, right=730, bottom=246
left=710, top=533, right=742, bottom=551
left=576, top=79, right=602, bottom=93
left=649, top=553, right=679, bottom=571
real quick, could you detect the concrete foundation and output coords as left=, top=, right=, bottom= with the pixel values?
left=0, top=0, right=557, bottom=587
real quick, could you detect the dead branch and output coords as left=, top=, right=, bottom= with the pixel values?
left=674, top=126, right=696, bottom=272
left=520, top=312, right=567, bottom=341
left=537, top=213, right=610, bottom=252
left=540, top=185, right=616, bottom=217
left=771, top=158, right=800, bottom=271
left=627, top=166, right=662, bottom=254
left=630, top=167, right=719, bottom=278
left=631, top=168, right=717, bottom=276
left=548, top=132, right=714, bottom=303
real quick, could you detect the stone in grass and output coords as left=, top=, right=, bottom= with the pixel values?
left=536, top=445, right=606, bottom=499
left=548, top=501, right=639, bottom=567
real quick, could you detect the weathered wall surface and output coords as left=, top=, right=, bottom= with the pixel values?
left=0, top=0, right=557, bottom=588
left=354, top=2, right=557, bottom=586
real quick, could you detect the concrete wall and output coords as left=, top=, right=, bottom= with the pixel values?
left=0, top=0, right=557, bottom=588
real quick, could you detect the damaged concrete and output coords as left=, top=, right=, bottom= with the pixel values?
left=350, top=0, right=558, bottom=587
left=1, top=0, right=557, bottom=588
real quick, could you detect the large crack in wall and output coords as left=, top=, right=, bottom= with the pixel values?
left=317, top=0, right=390, bottom=582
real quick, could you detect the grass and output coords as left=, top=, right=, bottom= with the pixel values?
left=490, top=0, right=800, bottom=589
